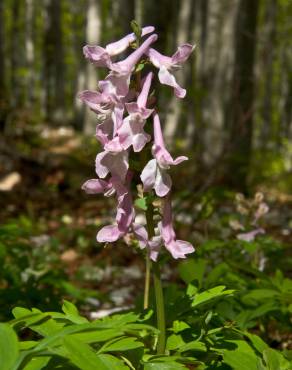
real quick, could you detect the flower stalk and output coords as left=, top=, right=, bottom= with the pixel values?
left=146, top=201, right=166, bottom=354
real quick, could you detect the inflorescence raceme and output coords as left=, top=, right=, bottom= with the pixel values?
left=79, top=25, right=195, bottom=261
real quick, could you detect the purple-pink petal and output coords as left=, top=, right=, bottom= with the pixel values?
left=158, top=66, right=186, bottom=98
left=106, top=26, right=155, bottom=56
left=81, top=179, right=110, bottom=194
left=171, top=44, right=194, bottom=64
left=140, top=159, right=157, bottom=192
left=160, top=196, right=195, bottom=259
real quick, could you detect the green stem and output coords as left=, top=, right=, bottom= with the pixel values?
left=143, top=252, right=151, bottom=309
left=152, top=261, right=166, bottom=354
left=145, top=202, right=166, bottom=355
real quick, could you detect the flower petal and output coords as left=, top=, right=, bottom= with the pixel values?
left=172, top=44, right=194, bottom=65
left=95, top=152, right=109, bottom=178
left=106, top=26, right=155, bottom=56
left=165, top=240, right=195, bottom=259
left=158, top=66, right=186, bottom=98
left=97, top=225, right=122, bottom=242
left=141, top=159, right=157, bottom=192
left=81, top=179, right=110, bottom=194
left=173, top=155, right=188, bottom=165
left=154, top=166, right=172, bottom=197
left=83, top=46, right=112, bottom=67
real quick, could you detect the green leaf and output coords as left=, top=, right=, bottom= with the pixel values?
left=223, top=350, right=260, bottom=370
left=22, top=356, right=51, bottom=370
left=178, top=341, right=207, bottom=353
left=19, top=341, right=37, bottom=350
left=0, top=323, right=19, bottom=370
left=263, top=348, right=291, bottom=370
left=178, top=258, right=206, bottom=286
left=190, top=286, right=235, bottom=308
left=242, top=289, right=279, bottom=304
left=221, top=340, right=261, bottom=370
left=12, top=307, right=64, bottom=336
left=98, top=336, right=144, bottom=353
left=166, top=334, right=185, bottom=351
left=144, top=362, right=187, bottom=369
left=130, top=20, right=142, bottom=41
left=62, top=300, right=88, bottom=324
left=134, top=197, right=148, bottom=211
left=171, top=321, right=190, bottom=334
left=63, top=336, right=129, bottom=370
left=244, top=332, right=269, bottom=353
left=135, top=63, right=145, bottom=73
left=71, top=329, right=124, bottom=344
left=96, top=354, right=129, bottom=370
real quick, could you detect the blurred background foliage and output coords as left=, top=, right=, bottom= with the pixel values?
left=0, top=0, right=291, bottom=190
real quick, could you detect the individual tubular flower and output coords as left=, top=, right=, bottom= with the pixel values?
left=97, top=175, right=135, bottom=243
left=78, top=81, right=124, bottom=145
left=95, top=150, right=129, bottom=182
left=147, top=44, right=194, bottom=98
left=82, top=178, right=115, bottom=197
left=132, top=223, right=162, bottom=262
left=105, top=34, right=158, bottom=98
left=141, top=112, right=188, bottom=196
left=237, top=228, right=265, bottom=242
left=83, top=26, right=155, bottom=68
left=159, top=195, right=194, bottom=259
left=117, top=72, right=154, bottom=152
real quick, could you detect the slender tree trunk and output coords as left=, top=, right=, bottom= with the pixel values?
left=261, top=0, right=277, bottom=149
left=73, top=0, right=88, bottom=131
left=118, top=0, right=135, bottom=34
left=283, top=54, right=292, bottom=140
left=165, top=0, right=193, bottom=140
left=43, top=0, right=65, bottom=124
left=11, top=0, right=23, bottom=109
left=225, top=0, right=259, bottom=191
left=0, top=0, right=8, bottom=131
left=25, top=0, right=35, bottom=110
left=83, top=0, right=101, bottom=134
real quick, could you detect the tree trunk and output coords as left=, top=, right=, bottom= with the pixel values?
left=11, top=0, right=24, bottom=109
left=118, top=0, right=135, bottom=34
left=72, top=0, right=88, bottom=131
left=43, top=0, right=65, bottom=124
left=261, top=0, right=277, bottom=149
left=224, top=0, right=259, bottom=191
left=83, top=0, right=101, bottom=134
left=0, top=0, right=8, bottom=131
left=25, top=0, right=35, bottom=110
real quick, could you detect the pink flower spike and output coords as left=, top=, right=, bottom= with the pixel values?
left=147, top=44, right=195, bottom=98
left=83, top=26, right=155, bottom=68
left=160, top=196, right=195, bottom=259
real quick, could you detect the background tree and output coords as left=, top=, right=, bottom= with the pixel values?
left=224, top=0, right=259, bottom=190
